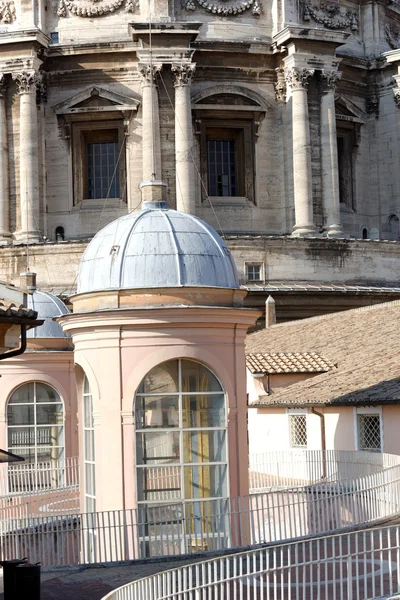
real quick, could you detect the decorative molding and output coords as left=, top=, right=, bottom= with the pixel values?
left=386, top=23, right=400, bottom=49
left=57, top=0, right=138, bottom=18
left=181, top=0, right=262, bottom=17
left=320, top=70, right=341, bottom=91
left=285, top=68, right=314, bottom=91
left=12, top=71, right=43, bottom=95
left=393, top=83, right=400, bottom=108
left=0, top=1, right=15, bottom=23
left=301, top=0, right=358, bottom=31
left=274, top=68, right=286, bottom=102
left=138, top=64, right=162, bottom=85
left=172, top=64, right=195, bottom=87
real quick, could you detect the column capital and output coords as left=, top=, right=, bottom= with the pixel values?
left=172, top=63, right=195, bottom=87
left=285, top=67, right=314, bottom=91
left=0, top=74, right=8, bottom=97
left=320, top=70, right=341, bottom=92
left=12, top=70, right=42, bottom=94
left=138, top=63, right=162, bottom=86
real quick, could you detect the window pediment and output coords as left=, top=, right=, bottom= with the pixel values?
left=53, top=86, right=140, bottom=116
left=335, top=94, right=366, bottom=124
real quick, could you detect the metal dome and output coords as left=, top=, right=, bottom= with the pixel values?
left=77, top=202, right=240, bottom=294
left=27, top=291, right=70, bottom=338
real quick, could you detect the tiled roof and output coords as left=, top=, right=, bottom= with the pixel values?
left=246, top=300, right=400, bottom=407
left=0, top=298, right=38, bottom=321
left=246, top=352, right=335, bottom=374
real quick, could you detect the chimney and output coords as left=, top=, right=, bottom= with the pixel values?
left=20, top=272, right=37, bottom=294
left=265, top=295, right=276, bottom=328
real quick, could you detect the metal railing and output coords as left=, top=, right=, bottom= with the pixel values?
left=0, top=457, right=79, bottom=496
left=249, top=449, right=400, bottom=490
left=102, top=523, right=400, bottom=600
left=2, top=462, right=400, bottom=568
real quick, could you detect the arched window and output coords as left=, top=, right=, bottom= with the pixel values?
left=135, top=359, right=227, bottom=504
left=389, top=214, right=400, bottom=240
left=362, top=227, right=368, bottom=239
left=83, top=374, right=96, bottom=513
left=7, top=382, right=64, bottom=466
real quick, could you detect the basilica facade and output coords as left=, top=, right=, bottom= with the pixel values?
left=0, top=0, right=399, bottom=318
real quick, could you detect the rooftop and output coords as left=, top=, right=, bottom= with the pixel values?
left=246, top=300, right=400, bottom=406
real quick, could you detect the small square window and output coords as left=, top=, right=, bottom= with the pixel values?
left=246, top=263, right=263, bottom=282
left=289, top=414, right=307, bottom=448
left=50, top=32, right=59, bottom=44
left=357, top=414, right=381, bottom=452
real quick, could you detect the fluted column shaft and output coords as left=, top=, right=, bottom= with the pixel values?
left=13, top=71, right=41, bottom=243
left=320, top=71, right=342, bottom=236
left=0, top=75, right=10, bottom=244
left=172, top=64, right=196, bottom=214
left=286, top=68, right=317, bottom=236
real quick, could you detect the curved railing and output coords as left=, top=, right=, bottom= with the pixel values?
left=102, top=522, right=400, bottom=600
left=100, top=452, right=400, bottom=600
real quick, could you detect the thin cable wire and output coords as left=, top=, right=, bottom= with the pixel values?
left=158, top=71, right=225, bottom=236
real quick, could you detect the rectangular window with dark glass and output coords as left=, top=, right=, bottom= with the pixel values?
left=206, top=128, right=244, bottom=197
left=207, top=139, right=237, bottom=196
left=87, top=139, right=120, bottom=200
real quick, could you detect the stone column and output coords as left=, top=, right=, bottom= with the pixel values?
left=172, top=63, right=196, bottom=214
left=0, top=75, right=11, bottom=244
left=13, top=71, right=41, bottom=243
left=286, top=67, right=317, bottom=236
left=138, top=63, right=165, bottom=203
left=320, top=70, right=343, bottom=236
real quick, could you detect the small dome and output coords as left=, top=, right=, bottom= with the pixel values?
left=77, top=202, right=239, bottom=294
left=27, top=291, right=70, bottom=338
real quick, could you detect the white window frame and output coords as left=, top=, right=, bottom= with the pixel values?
left=287, top=408, right=308, bottom=449
left=83, top=375, right=96, bottom=513
left=245, top=262, right=264, bottom=283
left=354, top=406, right=383, bottom=453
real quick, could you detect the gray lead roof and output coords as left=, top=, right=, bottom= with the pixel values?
left=27, top=291, right=70, bottom=338
left=77, top=202, right=239, bottom=294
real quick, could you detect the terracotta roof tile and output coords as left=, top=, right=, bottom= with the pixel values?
left=246, top=352, right=335, bottom=374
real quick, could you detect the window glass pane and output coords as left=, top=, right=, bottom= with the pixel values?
left=289, top=414, right=307, bottom=448
left=183, top=430, right=226, bottom=463
left=85, top=496, right=96, bottom=514
left=184, top=465, right=227, bottom=499
left=36, top=404, right=63, bottom=425
left=85, top=430, right=95, bottom=462
left=207, top=139, right=237, bottom=197
left=137, top=466, right=181, bottom=501
left=35, top=383, right=59, bottom=403
left=36, top=446, right=64, bottom=463
left=358, top=414, right=381, bottom=451
left=181, top=361, right=222, bottom=393
left=84, top=395, right=93, bottom=429
left=8, top=427, right=35, bottom=448
left=135, top=396, right=179, bottom=429
left=83, top=375, right=91, bottom=395
left=86, top=141, right=120, bottom=200
left=136, top=431, right=180, bottom=464
left=7, top=405, right=34, bottom=425
left=138, top=361, right=179, bottom=394
left=85, top=463, right=96, bottom=497
left=8, top=447, right=36, bottom=463
left=8, top=383, right=34, bottom=404
left=182, top=395, right=225, bottom=428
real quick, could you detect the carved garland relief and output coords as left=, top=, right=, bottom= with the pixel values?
left=182, top=0, right=262, bottom=16
left=300, top=0, right=358, bottom=30
left=57, top=0, right=138, bottom=17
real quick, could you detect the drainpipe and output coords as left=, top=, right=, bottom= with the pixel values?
left=0, top=324, right=27, bottom=361
left=311, top=407, right=327, bottom=480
